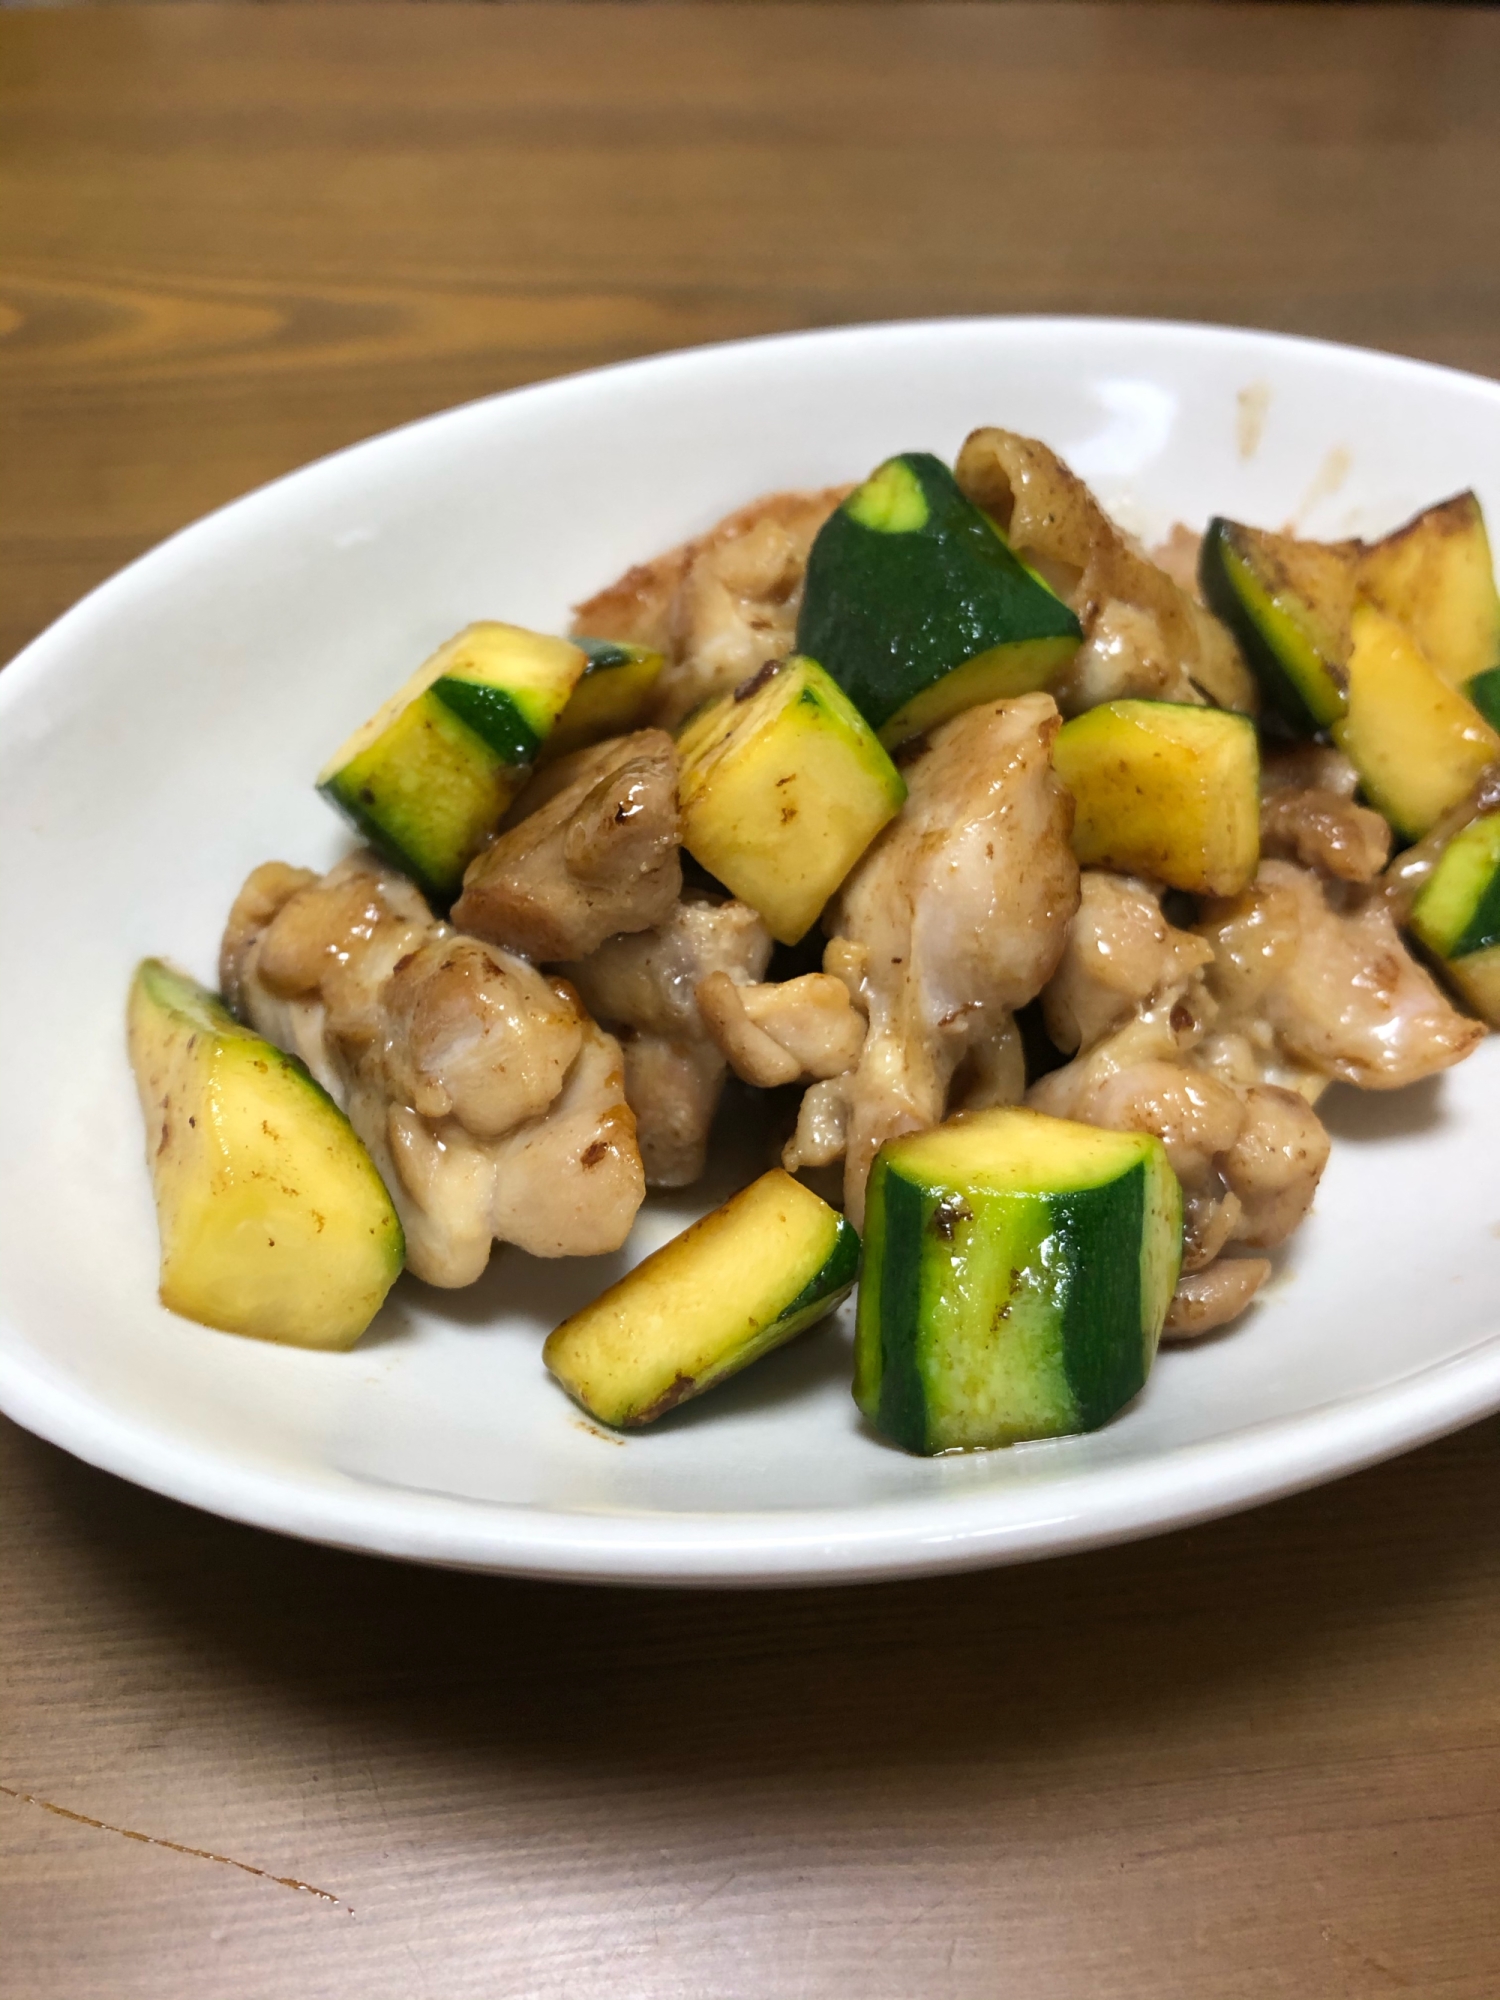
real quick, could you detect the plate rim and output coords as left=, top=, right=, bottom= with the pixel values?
left=5, top=311, right=1500, bottom=1586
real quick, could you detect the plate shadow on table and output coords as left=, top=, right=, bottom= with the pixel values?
left=11, top=1402, right=1500, bottom=1824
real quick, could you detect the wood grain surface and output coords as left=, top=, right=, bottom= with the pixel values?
left=3, top=8, right=1500, bottom=1996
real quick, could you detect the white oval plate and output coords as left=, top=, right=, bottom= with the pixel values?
left=4, top=318, right=1500, bottom=1586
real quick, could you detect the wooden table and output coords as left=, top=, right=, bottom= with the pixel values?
left=3, top=8, right=1499, bottom=1994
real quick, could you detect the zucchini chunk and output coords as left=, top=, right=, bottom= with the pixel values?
left=1357, top=492, right=1500, bottom=691
left=796, top=451, right=1082, bottom=746
left=1409, top=811, right=1500, bottom=1025
left=538, top=638, right=665, bottom=766
left=127, top=959, right=404, bottom=1348
left=1051, top=698, right=1260, bottom=895
left=544, top=1168, right=859, bottom=1428
left=1464, top=666, right=1500, bottom=734
left=855, top=1107, right=1181, bottom=1455
left=675, top=654, right=906, bottom=945
left=318, top=622, right=587, bottom=903
left=1198, top=518, right=1355, bottom=735
left=1332, top=604, right=1500, bottom=839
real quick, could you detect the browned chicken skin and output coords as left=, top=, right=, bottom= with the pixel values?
left=571, top=487, right=849, bottom=729
left=1032, top=827, right=1483, bottom=1336
left=1031, top=872, right=1330, bottom=1332
left=1198, top=860, right=1483, bottom=1092
left=1258, top=745, right=1392, bottom=884
left=453, top=729, right=682, bottom=961
left=780, top=693, right=1080, bottom=1228
left=954, top=427, right=1258, bottom=716
left=221, top=852, right=644, bottom=1286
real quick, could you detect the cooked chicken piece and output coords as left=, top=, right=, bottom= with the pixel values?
left=1032, top=869, right=1329, bottom=1308
left=782, top=1076, right=854, bottom=1174
left=697, top=971, right=867, bottom=1089
left=224, top=855, right=431, bottom=1072
left=221, top=851, right=644, bottom=1285
left=1149, top=524, right=1205, bottom=597
left=571, top=487, right=848, bottom=730
left=1163, top=1258, right=1273, bottom=1341
left=559, top=891, right=773, bottom=1186
left=1259, top=744, right=1391, bottom=883
left=376, top=935, right=582, bottom=1134
left=814, top=693, right=1078, bottom=1226
left=1200, top=859, right=1484, bottom=1091
left=1042, top=870, right=1214, bottom=1057
left=1033, top=1026, right=1328, bottom=1281
left=1220, top=1082, right=1332, bottom=1249
left=452, top=730, right=681, bottom=961
left=954, top=427, right=1257, bottom=715
left=948, top=1013, right=1028, bottom=1115
left=219, top=861, right=318, bottom=1019
left=1062, top=598, right=1204, bottom=713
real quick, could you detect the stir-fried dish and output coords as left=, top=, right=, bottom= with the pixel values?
left=127, top=425, right=1500, bottom=1454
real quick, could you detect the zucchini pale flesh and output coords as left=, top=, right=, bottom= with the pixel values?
left=1332, top=604, right=1500, bottom=840
left=318, top=622, right=587, bottom=902
left=127, top=959, right=404, bottom=1348
left=856, top=1108, right=1181, bottom=1455
left=1358, top=491, right=1500, bottom=691
left=544, top=1168, right=859, bottom=1427
left=676, top=653, right=906, bottom=944
left=796, top=452, right=1082, bottom=746
left=1051, top=698, right=1260, bottom=896
left=539, top=638, right=665, bottom=765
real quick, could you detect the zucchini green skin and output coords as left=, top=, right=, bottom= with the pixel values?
left=855, top=1108, right=1181, bottom=1456
left=796, top=452, right=1082, bottom=744
left=319, top=697, right=515, bottom=906
left=317, top=624, right=585, bottom=905
left=540, top=639, right=666, bottom=765
left=1410, top=811, right=1500, bottom=961
left=1466, top=667, right=1500, bottom=734
left=776, top=1214, right=861, bottom=1334
left=1198, top=517, right=1348, bottom=736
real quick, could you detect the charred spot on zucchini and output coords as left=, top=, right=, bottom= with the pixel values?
left=544, top=1168, right=859, bottom=1428
left=317, top=622, right=586, bottom=903
left=539, top=638, right=665, bottom=766
left=796, top=451, right=1082, bottom=746
left=855, top=1108, right=1181, bottom=1455
left=1358, top=491, right=1500, bottom=691
left=1051, top=698, right=1260, bottom=896
left=675, top=653, right=906, bottom=945
left=1332, top=603, right=1500, bottom=840
left=1198, top=518, right=1355, bottom=735
left=127, top=959, right=404, bottom=1349
left=1409, top=812, right=1500, bottom=1024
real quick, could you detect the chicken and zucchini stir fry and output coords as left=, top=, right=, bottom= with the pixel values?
left=128, top=426, right=1500, bottom=1454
